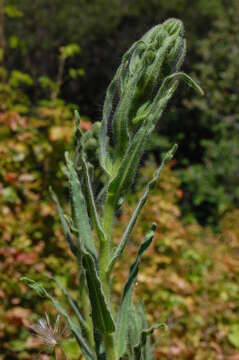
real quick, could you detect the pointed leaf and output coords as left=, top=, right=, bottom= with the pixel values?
left=82, top=251, right=115, bottom=334
left=134, top=323, right=168, bottom=360
left=73, top=110, right=83, bottom=166
left=50, top=187, right=78, bottom=256
left=107, top=120, right=151, bottom=210
left=128, top=303, right=147, bottom=355
left=65, top=152, right=97, bottom=258
left=172, top=71, right=204, bottom=95
left=113, top=64, right=144, bottom=157
left=116, top=225, right=156, bottom=357
left=107, top=144, right=178, bottom=274
left=21, top=278, right=95, bottom=360
left=99, top=75, right=118, bottom=176
left=81, top=155, right=105, bottom=244
left=55, top=278, right=89, bottom=334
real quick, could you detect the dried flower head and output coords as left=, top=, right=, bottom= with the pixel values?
left=31, top=313, right=69, bottom=352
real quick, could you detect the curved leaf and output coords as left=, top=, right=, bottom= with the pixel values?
left=21, top=277, right=95, bottom=360
left=65, top=152, right=97, bottom=259
left=134, top=323, right=168, bottom=360
left=116, top=225, right=156, bottom=358
left=82, top=251, right=115, bottom=334
left=50, top=187, right=78, bottom=256
left=107, top=144, right=178, bottom=274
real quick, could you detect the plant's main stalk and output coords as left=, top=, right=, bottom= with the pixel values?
left=24, top=18, right=203, bottom=360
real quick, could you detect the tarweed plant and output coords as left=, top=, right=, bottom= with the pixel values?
left=23, top=18, right=203, bottom=359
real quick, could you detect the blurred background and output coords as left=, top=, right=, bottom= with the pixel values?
left=0, top=0, right=239, bottom=359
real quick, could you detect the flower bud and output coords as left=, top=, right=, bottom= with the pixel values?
left=117, top=19, right=186, bottom=133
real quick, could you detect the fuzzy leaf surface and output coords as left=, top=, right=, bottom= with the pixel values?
left=82, top=251, right=115, bottom=334
left=108, top=144, right=178, bottom=274
left=116, top=225, right=156, bottom=358
left=107, top=121, right=151, bottom=209
left=55, top=278, right=89, bottom=333
left=50, top=187, right=78, bottom=256
left=81, top=155, right=105, bottom=244
left=65, top=152, right=97, bottom=258
left=134, top=323, right=167, bottom=360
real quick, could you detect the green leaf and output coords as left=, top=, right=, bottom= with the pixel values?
left=107, top=120, right=151, bottom=209
left=116, top=225, right=156, bottom=358
left=128, top=303, right=147, bottom=355
left=99, top=74, right=118, bottom=176
left=228, top=324, right=239, bottom=349
left=60, top=44, right=81, bottom=59
left=21, top=278, right=95, bottom=360
left=65, top=152, right=97, bottom=258
left=168, top=71, right=204, bottom=95
left=4, top=5, right=23, bottom=18
left=9, top=35, right=19, bottom=49
left=153, top=72, right=203, bottom=99
left=133, top=323, right=168, bottom=360
left=9, top=70, right=33, bottom=88
left=113, top=65, right=144, bottom=157
left=62, top=338, right=82, bottom=360
left=82, top=251, right=115, bottom=334
left=107, top=144, right=178, bottom=274
left=81, top=154, right=105, bottom=244
left=55, top=278, right=89, bottom=334
left=50, top=187, right=78, bottom=256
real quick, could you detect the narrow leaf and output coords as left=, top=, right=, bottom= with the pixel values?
left=116, top=225, right=156, bottom=358
left=134, top=323, right=168, bottom=360
left=65, top=152, right=97, bottom=258
left=21, top=277, right=95, bottom=360
left=99, top=75, right=118, bottom=176
left=113, top=65, right=143, bottom=156
left=128, top=303, right=147, bottom=355
left=173, top=71, right=204, bottom=95
left=81, top=155, right=105, bottom=244
left=49, top=187, right=78, bottom=256
left=107, top=120, right=151, bottom=210
left=55, top=278, right=89, bottom=333
left=82, top=251, right=115, bottom=334
left=73, top=110, right=83, bottom=166
left=107, top=144, right=178, bottom=274
left=156, top=71, right=204, bottom=97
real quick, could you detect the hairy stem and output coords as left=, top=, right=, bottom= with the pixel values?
left=104, top=333, right=118, bottom=360
left=79, top=272, right=95, bottom=351
left=100, top=195, right=118, bottom=359
left=99, top=195, right=114, bottom=299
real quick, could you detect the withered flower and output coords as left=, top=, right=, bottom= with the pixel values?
left=31, top=313, right=69, bottom=355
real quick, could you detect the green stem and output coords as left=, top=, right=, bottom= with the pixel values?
left=99, top=238, right=110, bottom=300
left=99, top=196, right=114, bottom=299
left=103, top=196, right=115, bottom=246
left=100, top=195, right=118, bottom=359
left=104, top=333, right=118, bottom=360
left=79, top=270, right=95, bottom=352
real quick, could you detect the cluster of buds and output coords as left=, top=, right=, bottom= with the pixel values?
left=116, top=18, right=186, bottom=126
left=100, top=19, right=202, bottom=176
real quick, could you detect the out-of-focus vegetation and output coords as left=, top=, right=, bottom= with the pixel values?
left=1, top=119, right=239, bottom=358
left=0, top=109, right=91, bottom=359
left=0, top=0, right=239, bottom=359
left=114, top=162, right=239, bottom=359
left=3, top=0, right=238, bottom=225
